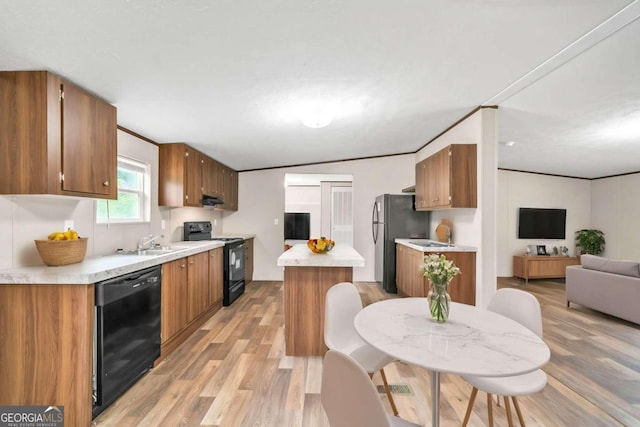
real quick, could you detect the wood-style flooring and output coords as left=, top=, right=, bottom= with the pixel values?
left=94, top=278, right=640, bottom=426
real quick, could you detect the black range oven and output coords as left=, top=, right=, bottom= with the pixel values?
left=184, top=221, right=246, bottom=306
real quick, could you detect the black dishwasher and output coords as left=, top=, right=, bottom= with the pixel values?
left=93, top=265, right=161, bottom=418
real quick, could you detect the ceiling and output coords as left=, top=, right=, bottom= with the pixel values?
left=0, top=1, right=638, bottom=177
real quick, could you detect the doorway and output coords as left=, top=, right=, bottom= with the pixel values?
left=284, top=173, right=353, bottom=244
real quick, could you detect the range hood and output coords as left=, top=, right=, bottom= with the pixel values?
left=202, top=194, right=224, bottom=206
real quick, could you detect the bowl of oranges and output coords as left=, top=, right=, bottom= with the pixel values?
left=307, top=237, right=335, bottom=254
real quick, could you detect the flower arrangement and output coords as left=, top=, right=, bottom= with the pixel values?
left=421, top=254, right=461, bottom=285
left=421, top=254, right=461, bottom=322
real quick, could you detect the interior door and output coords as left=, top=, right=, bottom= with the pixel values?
left=331, top=186, right=353, bottom=245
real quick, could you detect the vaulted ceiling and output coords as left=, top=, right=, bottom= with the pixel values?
left=1, top=1, right=638, bottom=177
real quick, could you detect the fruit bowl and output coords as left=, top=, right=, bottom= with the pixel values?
left=35, top=238, right=88, bottom=266
left=307, top=237, right=335, bottom=254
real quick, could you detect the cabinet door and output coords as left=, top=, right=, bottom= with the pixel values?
left=60, top=79, right=117, bottom=198
left=244, top=238, right=254, bottom=284
left=187, top=252, right=209, bottom=322
left=415, top=160, right=428, bottom=210
left=427, top=252, right=476, bottom=305
left=203, top=157, right=221, bottom=198
left=162, top=258, right=188, bottom=343
left=220, top=165, right=238, bottom=211
left=230, top=169, right=238, bottom=210
left=429, top=148, right=450, bottom=208
left=208, top=248, right=224, bottom=306
left=185, top=148, right=203, bottom=207
left=409, top=247, right=425, bottom=297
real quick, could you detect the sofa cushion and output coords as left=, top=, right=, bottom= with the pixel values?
left=581, top=254, right=640, bottom=278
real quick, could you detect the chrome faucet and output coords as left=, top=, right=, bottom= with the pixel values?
left=138, top=234, right=164, bottom=250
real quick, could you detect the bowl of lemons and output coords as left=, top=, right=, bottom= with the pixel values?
left=35, top=228, right=88, bottom=266
left=307, top=237, right=335, bottom=254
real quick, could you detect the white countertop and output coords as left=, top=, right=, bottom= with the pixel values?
left=277, top=243, right=365, bottom=267
left=0, top=241, right=223, bottom=285
left=395, top=238, right=477, bottom=252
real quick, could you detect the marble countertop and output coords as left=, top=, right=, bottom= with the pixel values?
left=0, top=241, right=223, bottom=285
left=277, top=243, right=365, bottom=267
left=395, top=238, right=477, bottom=252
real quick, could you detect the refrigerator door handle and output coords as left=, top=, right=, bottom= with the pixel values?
left=372, top=202, right=378, bottom=244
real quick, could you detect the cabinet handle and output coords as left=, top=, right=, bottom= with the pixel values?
left=103, top=181, right=110, bottom=187
left=180, top=264, right=186, bottom=268
left=189, top=261, right=195, bottom=265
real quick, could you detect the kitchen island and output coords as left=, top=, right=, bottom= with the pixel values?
left=277, top=243, right=365, bottom=356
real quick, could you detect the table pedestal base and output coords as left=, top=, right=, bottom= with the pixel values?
left=431, top=371, right=440, bottom=427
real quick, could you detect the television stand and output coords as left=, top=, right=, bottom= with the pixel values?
left=513, top=255, right=580, bottom=284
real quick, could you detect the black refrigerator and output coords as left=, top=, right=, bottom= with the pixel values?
left=372, top=194, right=431, bottom=293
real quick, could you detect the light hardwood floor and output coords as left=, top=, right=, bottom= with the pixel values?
left=94, top=278, right=640, bottom=426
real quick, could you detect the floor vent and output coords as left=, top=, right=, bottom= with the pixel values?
left=377, top=384, right=413, bottom=396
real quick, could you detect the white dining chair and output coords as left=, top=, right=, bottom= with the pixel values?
left=324, top=282, right=399, bottom=416
left=461, top=288, right=548, bottom=427
left=321, top=350, right=421, bottom=427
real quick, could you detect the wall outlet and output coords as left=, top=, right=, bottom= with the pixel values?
left=274, top=218, right=279, bottom=225
left=64, top=220, right=74, bottom=231
left=161, top=220, right=166, bottom=230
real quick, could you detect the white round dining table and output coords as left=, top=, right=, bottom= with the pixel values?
left=354, top=298, right=550, bottom=427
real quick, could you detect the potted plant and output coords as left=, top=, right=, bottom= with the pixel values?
left=575, top=229, right=605, bottom=255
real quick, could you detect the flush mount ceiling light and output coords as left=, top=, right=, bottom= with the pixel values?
left=505, top=140, right=516, bottom=147
left=300, top=104, right=334, bottom=128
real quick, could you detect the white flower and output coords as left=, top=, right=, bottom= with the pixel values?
left=420, top=254, right=461, bottom=285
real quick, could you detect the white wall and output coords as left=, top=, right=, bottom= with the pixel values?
left=222, top=154, right=416, bottom=281
left=415, top=108, right=498, bottom=307
left=591, top=173, right=640, bottom=261
left=0, top=129, right=222, bottom=269
left=496, top=170, right=592, bottom=277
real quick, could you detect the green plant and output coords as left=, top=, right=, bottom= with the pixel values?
left=575, top=229, right=605, bottom=255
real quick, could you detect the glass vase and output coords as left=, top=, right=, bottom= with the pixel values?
left=428, top=280, right=451, bottom=323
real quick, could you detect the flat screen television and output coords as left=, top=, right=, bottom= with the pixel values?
left=284, top=212, right=310, bottom=240
left=518, top=208, right=566, bottom=239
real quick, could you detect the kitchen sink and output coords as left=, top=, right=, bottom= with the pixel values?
left=115, top=246, right=188, bottom=256
left=408, top=240, right=454, bottom=248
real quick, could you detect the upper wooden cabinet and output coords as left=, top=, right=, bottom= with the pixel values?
left=159, top=142, right=238, bottom=210
left=415, top=144, right=476, bottom=210
left=0, top=71, right=117, bottom=199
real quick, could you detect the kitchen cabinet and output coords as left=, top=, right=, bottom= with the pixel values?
left=187, top=251, right=210, bottom=322
left=161, top=258, right=189, bottom=344
left=209, top=247, right=224, bottom=306
left=159, top=142, right=238, bottom=210
left=415, top=144, right=476, bottom=210
left=0, top=70, right=117, bottom=199
left=395, top=244, right=476, bottom=305
left=203, top=157, right=223, bottom=199
left=245, top=237, right=254, bottom=284
left=220, top=164, right=239, bottom=211
left=158, top=143, right=204, bottom=207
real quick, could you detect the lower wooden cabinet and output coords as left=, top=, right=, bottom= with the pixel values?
left=513, top=255, right=579, bottom=283
left=161, top=258, right=188, bottom=344
left=187, top=252, right=210, bottom=322
left=160, top=249, right=224, bottom=359
left=209, top=247, right=224, bottom=306
left=245, top=237, right=254, bottom=284
left=396, top=244, right=476, bottom=305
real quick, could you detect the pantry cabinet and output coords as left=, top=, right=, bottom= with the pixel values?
left=0, top=71, right=117, bottom=199
left=159, top=142, right=238, bottom=210
left=415, top=144, right=476, bottom=210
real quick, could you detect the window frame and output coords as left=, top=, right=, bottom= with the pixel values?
left=96, top=155, right=151, bottom=224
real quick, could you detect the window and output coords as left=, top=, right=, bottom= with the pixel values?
left=96, top=156, right=150, bottom=223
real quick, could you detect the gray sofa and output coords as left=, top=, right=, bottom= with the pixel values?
left=566, top=255, right=640, bottom=324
